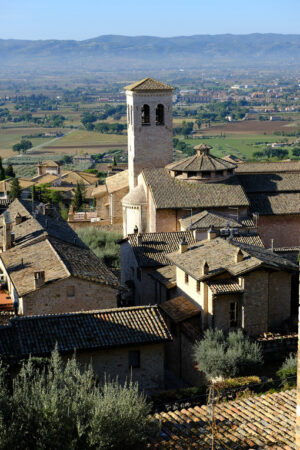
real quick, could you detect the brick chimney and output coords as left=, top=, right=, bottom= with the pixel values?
left=179, top=237, right=188, bottom=253
left=3, top=215, right=12, bottom=251
left=34, top=271, right=45, bottom=289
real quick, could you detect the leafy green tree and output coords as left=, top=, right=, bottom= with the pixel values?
left=9, top=177, right=21, bottom=200
left=276, top=353, right=297, bottom=388
left=12, top=139, right=32, bottom=154
left=0, top=350, right=156, bottom=449
left=5, top=163, right=15, bottom=178
left=292, top=148, right=300, bottom=157
left=73, top=183, right=85, bottom=211
left=193, top=329, right=263, bottom=380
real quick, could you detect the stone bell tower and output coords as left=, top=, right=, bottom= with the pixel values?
left=125, top=78, right=174, bottom=190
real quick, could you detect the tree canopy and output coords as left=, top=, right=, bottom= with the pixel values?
left=9, top=177, right=21, bottom=200
left=193, top=329, right=263, bottom=380
left=12, top=139, right=33, bottom=154
left=0, top=350, right=156, bottom=449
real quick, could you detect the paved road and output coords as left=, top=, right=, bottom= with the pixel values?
left=28, top=128, right=78, bottom=153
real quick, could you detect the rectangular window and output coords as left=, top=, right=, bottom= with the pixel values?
left=185, top=273, right=189, bottom=284
left=67, top=286, right=75, bottom=297
left=128, top=350, right=140, bottom=369
left=196, top=280, right=201, bottom=292
left=229, top=302, right=238, bottom=327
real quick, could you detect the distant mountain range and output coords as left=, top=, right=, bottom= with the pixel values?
left=1, top=34, right=299, bottom=77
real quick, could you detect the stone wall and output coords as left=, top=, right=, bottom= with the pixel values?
left=258, top=214, right=300, bottom=248
left=20, top=277, right=118, bottom=316
left=72, top=343, right=165, bottom=393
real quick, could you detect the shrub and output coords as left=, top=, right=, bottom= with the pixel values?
left=76, top=227, right=121, bottom=268
left=0, top=350, right=157, bottom=449
left=193, top=329, right=263, bottom=380
left=277, top=353, right=297, bottom=388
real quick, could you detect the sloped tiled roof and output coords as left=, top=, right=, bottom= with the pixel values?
left=127, top=231, right=195, bottom=267
left=149, top=265, right=176, bottom=289
left=235, top=160, right=300, bottom=173
left=105, top=169, right=129, bottom=194
left=180, top=210, right=244, bottom=230
left=155, top=389, right=296, bottom=449
left=1, top=236, right=121, bottom=297
left=167, top=238, right=296, bottom=281
left=232, top=233, right=264, bottom=247
left=142, top=169, right=249, bottom=209
left=207, top=279, right=244, bottom=295
left=238, top=173, right=300, bottom=193
left=248, top=192, right=300, bottom=215
left=160, top=296, right=201, bottom=323
left=166, top=153, right=236, bottom=172
left=124, top=77, right=173, bottom=92
left=0, top=306, right=172, bottom=357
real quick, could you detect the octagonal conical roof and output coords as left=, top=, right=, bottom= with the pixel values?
left=166, top=145, right=237, bottom=173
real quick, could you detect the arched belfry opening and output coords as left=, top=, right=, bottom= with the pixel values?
left=156, top=104, right=164, bottom=125
left=141, top=104, right=150, bottom=125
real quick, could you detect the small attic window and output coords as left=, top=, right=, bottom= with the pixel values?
left=156, top=104, right=164, bottom=125
left=141, top=104, right=150, bottom=125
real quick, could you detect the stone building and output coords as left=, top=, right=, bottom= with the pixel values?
left=165, top=236, right=297, bottom=336
left=0, top=199, right=122, bottom=315
left=37, top=160, right=61, bottom=176
left=0, top=305, right=172, bottom=393
left=125, top=78, right=174, bottom=190
left=119, top=231, right=195, bottom=305
left=92, top=170, right=129, bottom=225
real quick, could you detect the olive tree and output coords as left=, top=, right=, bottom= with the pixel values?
left=0, top=350, right=157, bottom=449
left=193, top=329, right=263, bottom=380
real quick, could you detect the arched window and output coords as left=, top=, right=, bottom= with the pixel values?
left=156, top=104, right=164, bottom=125
left=141, top=104, right=150, bottom=125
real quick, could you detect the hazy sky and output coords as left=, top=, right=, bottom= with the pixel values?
left=1, top=0, right=299, bottom=40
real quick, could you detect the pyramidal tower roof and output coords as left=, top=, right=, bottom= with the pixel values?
left=124, top=77, right=173, bottom=92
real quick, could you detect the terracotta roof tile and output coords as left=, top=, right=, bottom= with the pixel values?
left=155, top=389, right=296, bottom=448
left=235, top=160, right=300, bottom=173
left=166, top=153, right=236, bottom=172
left=248, top=192, right=300, bottom=215
left=127, top=231, right=195, bottom=267
left=149, top=265, right=176, bottom=288
left=207, top=279, right=244, bottom=295
left=160, top=296, right=201, bottom=323
left=124, top=77, right=173, bottom=91
left=142, top=169, right=249, bottom=209
left=238, top=173, right=300, bottom=193
left=0, top=306, right=172, bottom=357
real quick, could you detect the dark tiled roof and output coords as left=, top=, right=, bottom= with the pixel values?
left=149, top=265, right=176, bottom=289
left=0, top=306, right=172, bottom=357
left=142, top=169, right=249, bottom=209
left=180, top=210, right=244, bottom=230
left=124, top=77, right=173, bottom=91
left=207, top=279, right=244, bottom=295
left=0, top=199, right=86, bottom=248
left=1, top=237, right=121, bottom=297
left=238, top=173, right=300, bottom=193
left=167, top=238, right=297, bottom=281
left=232, top=233, right=264, bottom=247
left=166, top=153, right=236, bottom=172
left=235, top=160, right=300, bottom=173
left=127, top=231, right=195, bottom=267
left=160, top=296, right=201, bottom=323
left=248, top=192, right=300, bottom=215
left=155, top=389, right=296, bottom=448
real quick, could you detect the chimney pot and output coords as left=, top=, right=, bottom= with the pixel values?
left=201, top=260, right=209, bottom=275
left=207, top=225, right=217, bottom=240
left=235, top=248, right=244, bottom=263
left=179, top=237, right=188, bottom=253
left=134, top=225, right=138, bottom=234
left=34, top=271, right=45, bottom=289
